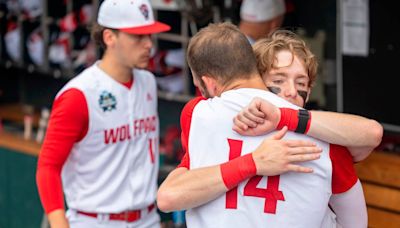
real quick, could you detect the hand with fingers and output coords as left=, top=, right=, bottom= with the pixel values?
left=251, top=127, right=321, bottom=176
left=233, top=97, right=281, bottom=136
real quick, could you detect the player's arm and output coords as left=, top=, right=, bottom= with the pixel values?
left=36, top=89, right=88, bottom=228
left=329, top=180, right=368, bottom=228
left=329, top=144, right=367, bottom=228
left=157, top=165, right=228, bottom=212
left=306, top=110, right=382, bottom=161
left=233, top=97, right=383, bottom=162
left=157, top=127, right=322, bottom=212
left=47, top=209, right=70, bottom=228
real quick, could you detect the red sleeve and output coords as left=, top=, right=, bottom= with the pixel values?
left=36, top=88, right=88, bottom=214
left=330, top=144, right=358, bottom=194
left=176, top=96, right=205, bottom=169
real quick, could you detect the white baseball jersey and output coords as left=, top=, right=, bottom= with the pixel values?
left=179, top=88, right=355, bottom=228
left=58, top=62, right=159, bottom=213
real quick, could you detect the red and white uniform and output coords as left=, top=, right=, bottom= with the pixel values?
left=179, top=88, right=358, bottom=228
left=37, top=62, right=160, bottom=227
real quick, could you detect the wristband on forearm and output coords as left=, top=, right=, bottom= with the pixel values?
left=220, top=153, right=257, bottom=189
left=277, top=108, right=311, bottom=134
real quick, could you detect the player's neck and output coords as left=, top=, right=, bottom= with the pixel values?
left=221, top=74, right=267, bottom=93
left=98, top=55, right=133, bottom=83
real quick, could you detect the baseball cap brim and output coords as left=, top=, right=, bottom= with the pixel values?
left=119, top=21, right=171, bottom=35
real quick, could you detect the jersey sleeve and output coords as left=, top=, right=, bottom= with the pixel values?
left=177, top=96, right=205, bottom=169
left=329, top=180, right=368, bottom=227
left=36, top=88, right=88, bottom=214
left=329, top=144, right=358, bottom=194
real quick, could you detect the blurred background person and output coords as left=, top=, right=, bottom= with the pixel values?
left=239, top=0, right=286, bottom=44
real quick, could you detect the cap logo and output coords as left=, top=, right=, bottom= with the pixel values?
left=139, top=4, right=149, bottom=20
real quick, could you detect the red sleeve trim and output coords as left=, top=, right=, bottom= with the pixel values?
left=330, top=144, right=358, bottom=194
left=36, top=88, right=88, bottom=214
left=177, top=96, right=205, bottom=169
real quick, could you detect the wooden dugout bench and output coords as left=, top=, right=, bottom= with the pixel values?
left=355, top=151, right=400, bottom=228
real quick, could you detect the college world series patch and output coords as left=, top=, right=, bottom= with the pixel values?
left=99, top=91, right=117, bottom=112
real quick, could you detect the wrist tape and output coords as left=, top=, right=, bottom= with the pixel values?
left=277, top=108, right=311, bottom=134
left=220, top=153, right=257, bottom=189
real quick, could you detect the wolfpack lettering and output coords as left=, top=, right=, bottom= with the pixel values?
left=104, top=116, right=157, bottom=144
left=134, top=116, right=157, bottom=136
left=104, top=124, right=132, bottom=144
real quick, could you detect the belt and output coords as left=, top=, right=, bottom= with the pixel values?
left=77, top=204, right=155, bottom=223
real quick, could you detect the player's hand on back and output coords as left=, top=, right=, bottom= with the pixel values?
left=233, top=97, right=280, bottom=136
left=252, top=127, right=322, bottom=176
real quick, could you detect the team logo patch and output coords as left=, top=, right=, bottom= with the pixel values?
left=99, top=91, right=117, bottom=112
left=139, top=4, right=149, bottom=20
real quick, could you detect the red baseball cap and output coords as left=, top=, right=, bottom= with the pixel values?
left=97, top=0, right=171, bottom=35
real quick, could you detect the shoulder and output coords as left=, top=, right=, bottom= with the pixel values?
left=181, top=97, right=207, bottom=123
left=179, top=97, right=206, bottom=170
left=54, top=88, right=87, bottom=110
left=181, top=97, right=207, bottom=135
left=134, top=69, right=156, bottom=83
left=56, top=65, right=97, bottom=98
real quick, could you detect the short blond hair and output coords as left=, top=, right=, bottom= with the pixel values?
left=253, top=30, right=318, bottom=87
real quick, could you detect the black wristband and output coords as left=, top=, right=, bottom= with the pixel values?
left=295, top=109, right=310, bottom=134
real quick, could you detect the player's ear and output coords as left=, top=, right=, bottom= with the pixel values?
left=103, top=28, right=117, bottom=48
left=201, top=75, right=217, bottom=93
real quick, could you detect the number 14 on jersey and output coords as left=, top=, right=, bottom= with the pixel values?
left=226, top=139, right=285, bottom=214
